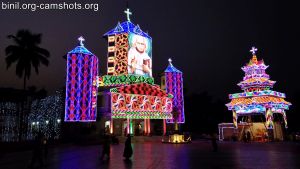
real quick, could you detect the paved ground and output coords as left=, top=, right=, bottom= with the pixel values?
left=1, top=141, right=300, bottom=169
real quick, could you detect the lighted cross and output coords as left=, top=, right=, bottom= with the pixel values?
left=124, top=8, right=132, bottom=22
left=78, top=36, right=85, bottom=46
left=250, top=46, right=258, bottom=55
left=168, top=58, right=172, bottom=64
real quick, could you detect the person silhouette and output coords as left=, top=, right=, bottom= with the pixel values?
left=211, top=133, right=218, bottom=152
left=123, top=134, right=133, bottom=160
left=101, top=134, right=111, bottom=161
left=247, top=131, right=251, bottom=142
left=29, top=132, right=44, bottom=168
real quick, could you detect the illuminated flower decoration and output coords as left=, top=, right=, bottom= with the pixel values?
left=153, top=97, right=161, bottom=111
left=126, top=95, right=137, bottom=110
left=139, top=96, right=149, bottom=110
left=112, top=93, right=125, bottom=110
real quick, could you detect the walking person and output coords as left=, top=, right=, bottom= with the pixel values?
left=123, top=134, right=133, bottom=160
left=101, top=134, right=111, bottom=161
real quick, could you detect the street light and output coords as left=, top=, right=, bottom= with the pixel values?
left=45, top=120, right=49, bottom=124
left=57, top=119, right=61, bottom=123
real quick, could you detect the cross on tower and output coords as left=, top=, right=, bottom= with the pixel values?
left=78, top=36, right=85, bottom=46
left=250, top=47, right=258, bottom=55
left=168, top=58, right=172, bottom=64
left=124, top=8, right=132, bottom=22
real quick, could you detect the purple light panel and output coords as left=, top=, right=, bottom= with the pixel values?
left=65, top=52, right=98, bottom=122
left=165, top=72, right=185, bottom=123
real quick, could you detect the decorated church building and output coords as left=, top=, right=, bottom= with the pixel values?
left=64, top=9, right=185, bottom=137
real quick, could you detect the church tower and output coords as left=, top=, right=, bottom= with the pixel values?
left=103, top=9, right=152, bottom=77
left=162, top=59, right=185, bottom=124
left=64, top=37, right=98, bottom=122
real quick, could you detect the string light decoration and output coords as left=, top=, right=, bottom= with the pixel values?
left=226, top=47, right=291, bottom=129
left=27, top=90, right=64, bottom=140
left=104, top=21, right=151, bottom=39
left=64, top=36, right=98, bottom=122
left=0, top=102, right=19, bottom=142
left=163, top=58, right=185, bottom=123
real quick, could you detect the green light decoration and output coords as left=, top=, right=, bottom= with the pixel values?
left=99, top=74, right=154, bottom=87
left=112, top=111, right=172, bottom=119
left=168, top=94, right=174, bottom=98
left=130, top=120, right=133, bottom=134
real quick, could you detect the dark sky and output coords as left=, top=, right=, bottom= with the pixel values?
left=1, top=0, right=299, bottom=102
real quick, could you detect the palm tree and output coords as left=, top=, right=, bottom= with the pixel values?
left=5, top=29, right=50, bottom=90
left=5, top=29, right=50, bottom=141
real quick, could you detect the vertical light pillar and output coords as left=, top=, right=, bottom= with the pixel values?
left=218, top=126, right=221, bottom=141
left=107, top=35, right=115, bottom=75
left=144, top=119, right=147, bottom=135
left=233, top=110, right=237, bottom=128
left=147, top=119, right=151, bottom=135
left=265, top=109, right=274, bottom=129
left=282, top=111, right=288, bottom=128
left=163, top=119, right=166, bottom=135
left=110, top=119, right=113, bottom=134
left=130, top=120, right=133, bottom=134
left=127, top=118, right=130, bottom=135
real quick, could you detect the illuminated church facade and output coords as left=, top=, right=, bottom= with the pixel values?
left=64, top=9, right=185, bottom=136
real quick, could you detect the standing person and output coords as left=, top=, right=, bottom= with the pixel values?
left=243, top=132, right=247, bottom=142
left=124, top=127, right=127, bottom=136
left=101, top=135, right=111, bottom=161
left=105, top=126, right=110, bottom=134
left=29, top=132, right=44, bottom=168
left=247, top=131, right=251, bottom=142
left=42, top=135, right=48, bottom=163
left=211, top=133, right=218, bottom=152
left=123, top=134, right=133, bottom=160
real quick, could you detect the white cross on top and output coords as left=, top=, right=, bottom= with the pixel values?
left=168, top=58, right=172, bottom=64
left=78, top=36, right=85, bottom=46
left=124, top=8, right=132, bottom=22
left=250, top=46, right=258, bottom=55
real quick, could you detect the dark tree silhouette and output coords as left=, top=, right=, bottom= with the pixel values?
left=4, top=29, right=50, bottom=141
left=5, top=29, right=50, bottom=90
left=184, top=92, right=229, bottom=134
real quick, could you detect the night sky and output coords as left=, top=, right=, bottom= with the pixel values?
left=1, top=0, right=299, bottom=102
